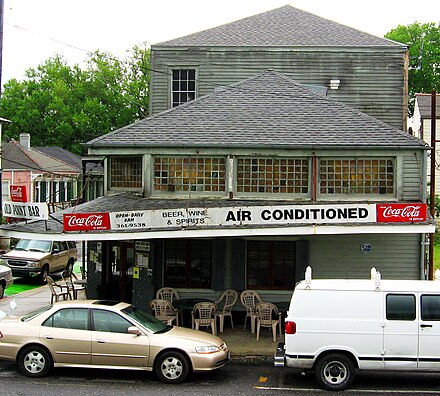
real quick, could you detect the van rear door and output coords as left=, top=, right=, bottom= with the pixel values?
left=418, top=294, right=440, bottom=369
left=383, top=293, right=418, bottom=369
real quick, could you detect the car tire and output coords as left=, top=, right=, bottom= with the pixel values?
left=315, top=353, right=355, bottom=391
left=66, top=259, right=74, bottom=273
left=155, top=351, right=190, bottom=384
left=39, top=266, right=49, bottom=285
left=18, top=346, right=53, bottom=378
left=0, top=282, right=4, bottom=299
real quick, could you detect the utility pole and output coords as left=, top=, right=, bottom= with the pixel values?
left=429, top=89, right=437, bottom=280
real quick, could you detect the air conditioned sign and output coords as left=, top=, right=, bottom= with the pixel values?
left=2, top=201, right=48, bottom=220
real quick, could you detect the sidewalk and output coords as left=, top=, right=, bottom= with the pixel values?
left=0, top=286, right=278, bottom=363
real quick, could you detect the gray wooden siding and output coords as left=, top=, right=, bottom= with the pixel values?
left=308, top=233, right=422, bottom=279
left=401, top=151, right=425, bottom=201
left=150, top=48, right=407, bottom=130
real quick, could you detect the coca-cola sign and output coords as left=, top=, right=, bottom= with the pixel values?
left=63, top=213, right=110, bottom=232
left=377, top=203, right=427, bottom=223
left=10, top=185, right=27, bottom=203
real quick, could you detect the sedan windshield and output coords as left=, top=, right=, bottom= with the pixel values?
left=122, top=305, right=170, bottom=333
left=15, top=239, right=52, bottom=253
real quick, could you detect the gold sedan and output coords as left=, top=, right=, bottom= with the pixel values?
left=0, top=300, right=229, bottom=384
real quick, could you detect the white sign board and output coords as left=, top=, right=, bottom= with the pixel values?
left=110, top=204, right=376, bottom=230
left=2, top=201, right=49, bottom=220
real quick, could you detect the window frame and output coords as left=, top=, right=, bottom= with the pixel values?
left=169, top=67, right=198, bottom=108
left=318, top=157, right=396, bottom=199
left=108, top=156, right=143, bottom=191
left=235, top=156, right=310, bottom=198
left=152, top=155, right=227, bottom=196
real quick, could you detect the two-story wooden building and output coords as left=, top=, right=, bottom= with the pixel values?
left=150, top=5, right=409, bottom=130
left=0, top=71, right=433, bottom=309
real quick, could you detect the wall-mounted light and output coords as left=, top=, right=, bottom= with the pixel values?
left=329, top=79, right=341, bottom=90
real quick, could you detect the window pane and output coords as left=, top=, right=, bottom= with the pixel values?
left=110, top=156, right=142, bottom=189
left=237, top=157, right=309, bottom=194
left=171, top=68, right=196, bottom=107
left=319, top=158, right=394, bottom=195
left=153, top=156, right=226, bottom=193
left=386, top=294, right=416, bottom=321
left=421, top=295, right=440, bottom=321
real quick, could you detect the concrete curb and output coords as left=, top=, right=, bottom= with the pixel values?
left=231, top=355, right=274, bottom=365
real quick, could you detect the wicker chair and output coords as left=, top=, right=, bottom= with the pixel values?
left=192, top=302, right=217, bottom=335
left=255, top=302, right=282, bottom=342
left=240, top=290, right=263, bottom=333
left=150, top=299, right=179, bottom=325
left=215, top=289, right=238, bottom=332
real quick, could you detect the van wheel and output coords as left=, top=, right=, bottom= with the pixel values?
left=315, top=353, right=355, bottom=391
left=0, top=282, right=4, bottom=299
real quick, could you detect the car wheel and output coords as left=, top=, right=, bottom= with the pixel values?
left=315, top=353, right=355, bottom=391
left=155, top=351, right=190, bottom=384
left=18, top=346, right=53, bottom=378
left=39, top=266, right=49, bottom=285
left=0, top=282, right=4, bottom=299
left=66, top=259, right=74, bottom=273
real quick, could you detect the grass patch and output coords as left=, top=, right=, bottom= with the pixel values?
left=5, top=261, right=84, bottom=297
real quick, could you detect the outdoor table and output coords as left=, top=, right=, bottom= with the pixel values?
left=173, top=298, right=215, bottom=327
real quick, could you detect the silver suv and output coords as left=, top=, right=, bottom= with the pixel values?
left=0, top=240, right=77, bottom=284
left=0, top=264, right=13, bottom=299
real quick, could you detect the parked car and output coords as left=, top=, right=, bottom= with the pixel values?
left=276, top=267, right=440, bottom=391
left=0, top=264, right=13, bottom=299
left=0, top=300, right=230, bottom=383
left=0, top=240, right=77, bottom=284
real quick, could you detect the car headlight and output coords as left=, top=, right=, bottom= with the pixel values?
left=27, top=261, right=39, bottom=268
left=0, top=258, right=8, bottom=266
left=195, top=345, right=221, bottom=354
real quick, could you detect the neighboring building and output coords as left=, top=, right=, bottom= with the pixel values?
left=150, top=5, right=408, bottom=130
left=413, top=93, right=440, bottom=194
left=0, top=71, right=433, bottom=310
left=1, top=133, right=80, bottom=211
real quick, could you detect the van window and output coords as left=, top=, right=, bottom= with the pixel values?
left=421, top=295, right=440, bottom=321
left=386, top=294, right=416, bottom=321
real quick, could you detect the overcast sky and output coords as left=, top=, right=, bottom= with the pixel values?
left=3, top=0, right=439, bottom=84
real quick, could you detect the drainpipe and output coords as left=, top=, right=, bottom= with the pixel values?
left=429, top=90, right=437, bottom=280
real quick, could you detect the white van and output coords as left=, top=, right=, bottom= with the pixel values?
left=276, top=267, right=440, bottom=391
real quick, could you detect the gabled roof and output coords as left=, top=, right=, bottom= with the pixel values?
left=415, top=93, right=440, bottom=119
left=86, top=70, right=426, bottom=150
left=34, top=146, right=82, bottom=171
left=155, top=5, right=403, bottom=48
left=1, top=140, right=80, bottom=173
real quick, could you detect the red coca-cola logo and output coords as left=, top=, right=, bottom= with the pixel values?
left=10, top=185, right=27, bottom=202
left=63, top=213, right=110, bottom=231
left=377, top=203, right=427, bottom=223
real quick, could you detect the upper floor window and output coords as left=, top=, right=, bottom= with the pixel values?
left=110, top=156, right=142, bottom=189
left=171, top=69, right=196, bottom=107
left=154, top=156, right=226, bottom=193
left=237, top=157, right=309, bottom=194
left=319, top=158, right=394, bottom=195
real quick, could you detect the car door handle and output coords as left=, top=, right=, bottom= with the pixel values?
left=44, top=336, right=53, bottom=339
left=421, top=324, right=433, bottom=328
left=97, top=340, right=105, bottom=343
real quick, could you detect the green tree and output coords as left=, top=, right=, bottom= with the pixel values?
left=0, top=44, right=150, bottom=154
left=385, top=22, right=440, bottom=114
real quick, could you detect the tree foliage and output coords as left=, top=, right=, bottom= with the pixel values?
left=0, top=44, right=150, bottom=154
left=385, top=22, right=440, bottom=114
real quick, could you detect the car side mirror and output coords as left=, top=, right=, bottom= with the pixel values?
left=52, top=248, right=60, bottom=254
left=127, top=326, right=142, bottom=336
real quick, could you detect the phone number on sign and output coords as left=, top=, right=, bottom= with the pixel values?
left=115, top=222, right=147, bottom=229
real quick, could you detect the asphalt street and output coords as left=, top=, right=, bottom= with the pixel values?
left=1, top=361, right=440, bottom=395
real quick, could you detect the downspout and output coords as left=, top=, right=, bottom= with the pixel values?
left=421, top=149, right=428, bottom=279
